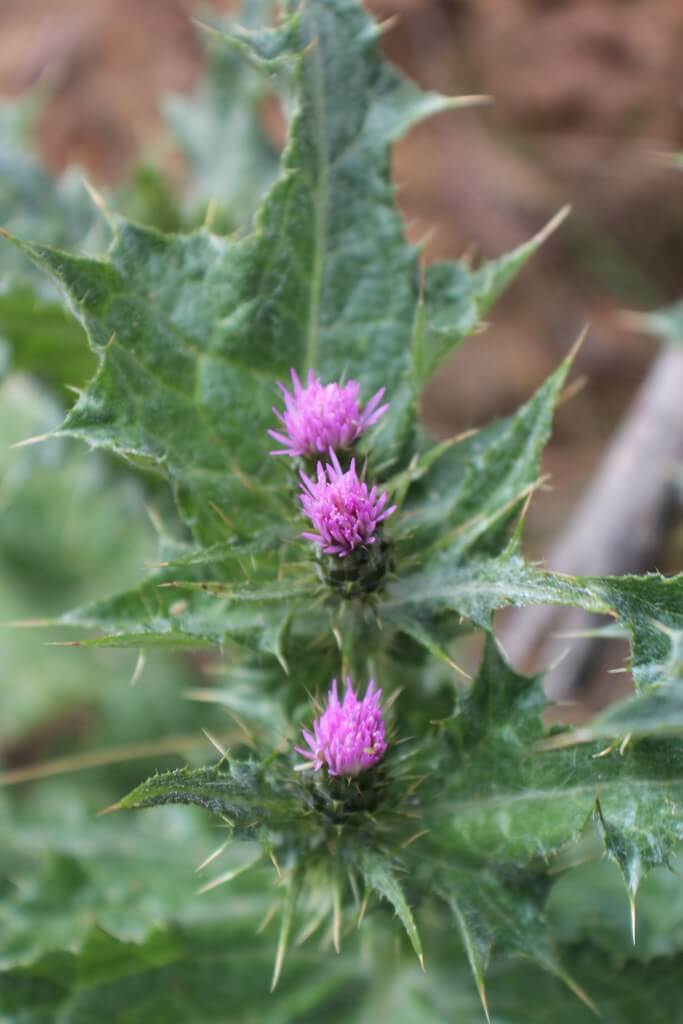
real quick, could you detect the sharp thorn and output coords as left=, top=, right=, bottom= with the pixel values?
left=9, top=432, right=53, bottom=449
left=477, top=981, right=492, bottom=1024
left=196, top=839, right=230, bottom=874
left=96, top=802, right=121, bottom=817
left=202, top=727, right=230, bottom=765
left=533, top=204, right=572, bottom=248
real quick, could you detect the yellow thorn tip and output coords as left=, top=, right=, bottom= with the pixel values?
left=477, top=982, right=492, bottom=1024
left=97, top=802, right=121, bottom=817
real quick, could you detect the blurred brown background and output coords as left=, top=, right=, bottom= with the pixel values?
left=1, top=0, right=681, bottom=706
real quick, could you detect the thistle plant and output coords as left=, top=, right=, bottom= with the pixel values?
left=3, top=0, right=683, bottom=1020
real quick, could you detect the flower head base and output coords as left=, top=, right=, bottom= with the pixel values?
left=268, top=369, right=388, bottom=458
left=296, top=677, right=387, bottom=777
left=299, top=451, right=396, bottom=557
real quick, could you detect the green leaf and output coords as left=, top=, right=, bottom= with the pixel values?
left=6, top=813, right=683, bottom=1024
left=356, top=847, right=423, bottom=965
left=117, top=762, right=303, bottom=841
left=111, top=638, right=683, bottom=1015
left=34, top=345, right=579, bottom=667
left=586, top=675, right=683, bottom=741
left=55, top=545, right=317, bottom=666
left=548, top=856, right=683, bottom=961
left=422, top=641, right=568, bottom=1006
left=3, top=0, right=552, bottom=545
left=383, top=553, right=683, bottom=706
left=482, top=946, right=683, bottom=1024
left=6, top=783, right=683, bottom=1023
left=439, top=636, right=683, bottom=865
left=396, top=344, right=576, bottom=560
left=422, top=637, right=683, bottom=1005
left=440, top=866, right=573, bottom=1022
left=6, top=1, right=683, bottom=1016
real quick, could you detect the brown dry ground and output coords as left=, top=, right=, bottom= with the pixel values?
left=0, top=0, right=680, bottom=563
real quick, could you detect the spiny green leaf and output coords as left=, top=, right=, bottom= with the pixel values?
left=396, top=345, right=576, bottom=560
left=436, top=637, right=683, bottom=866
left=36, top=345, right=579, bottom=666
left=56, top=547, right=317, bottom=664
left=548, top=856, right=683, bottom=961
left=6, top=929, right=683, bottom=1024
left=0, top=375, right=215, bottom=751
left=412, top=637, right=683, bottom=1012
left=3, top=0, right=552, bottom=545
left=117, top=762, right=303, bottom=841
left=271, top=871, right=302, bottom=991
left=6, top=857, right=683, bottom=1024
left=5, top=0, right=683, bottom=1015
left=440, top=866, right=561, bottom=1022
left=586, top=670, right=683, bottom=741
left=425, top=634, right=683, bottom=975
left=383, top=554, right=683, bottom=703
left=356, top=847, right=423, bottom=965
left=481, top=946, right=683, bottom=1024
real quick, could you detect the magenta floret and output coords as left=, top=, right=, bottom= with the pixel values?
left=295, top=677, right=387, bottom=776
left=299, top=450, right=396, bottom=557
left=268, top=369, right=388, bottom=458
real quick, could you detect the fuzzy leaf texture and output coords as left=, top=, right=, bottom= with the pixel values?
left=115, top=638, right=683, bottom=1019
left=3, top=0, right=553, bottom=545
left=6, top=805, right=683, bottom=1024
left=4, top=0, right=683, bottom=1019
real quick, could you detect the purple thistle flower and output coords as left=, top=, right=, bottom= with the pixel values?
left=268, top=369, right=388, bottom=458
left=299, top=450, right=396, bottom=557
left=295, top=677, right=387, bottom=776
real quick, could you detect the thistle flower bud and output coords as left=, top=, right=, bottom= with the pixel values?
left=268, top=369, right=388, bottom=458
left=295, top=677, right=387, bottom=777
left=299, top=450, right=396, bottom=558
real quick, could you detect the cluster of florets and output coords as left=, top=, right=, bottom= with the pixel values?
left=299, top=451, right=396, bottom=557
left=268, top=369, right=388, bottom=458
left=296, top=677, right=387, bottom=776
left=268, top=370, right=392, bottom=774
left=269, top=369, right=394, bottom=558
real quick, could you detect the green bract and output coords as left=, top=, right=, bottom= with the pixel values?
left=2, top=0, right=683, bottom=1020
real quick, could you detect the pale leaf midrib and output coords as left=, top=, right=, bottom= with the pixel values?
left=304, top=15, right=328, bottom=373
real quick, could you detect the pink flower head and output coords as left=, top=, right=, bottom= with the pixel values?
left=299, top=450, right=396, bottom=557
left=268, top=369, right=388, bottom=458
left=295, top=677, right=387, bottom=776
